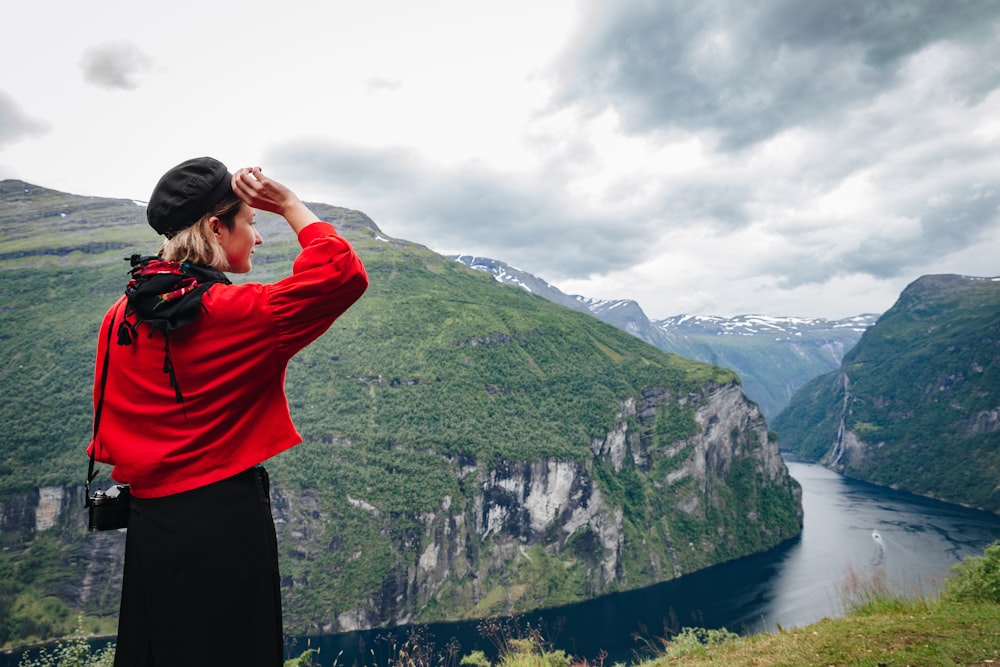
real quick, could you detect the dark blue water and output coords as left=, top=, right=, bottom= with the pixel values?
left=5, top=458, right=999, bottom=666
left=286, top=458, right=1000, bottom=666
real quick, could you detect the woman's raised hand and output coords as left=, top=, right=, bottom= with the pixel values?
left=232, top=167, right=317, bottom=235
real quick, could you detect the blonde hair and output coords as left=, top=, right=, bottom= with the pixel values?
left=158, top=194, right=243, bottom=270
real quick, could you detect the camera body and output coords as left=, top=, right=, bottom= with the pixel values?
left=87, top=484, right=131, bottom=531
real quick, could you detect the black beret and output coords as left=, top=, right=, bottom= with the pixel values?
left=146, top=157, right=234, bottom=237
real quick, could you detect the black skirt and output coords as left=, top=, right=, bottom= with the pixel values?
left=114, top=467, right=283, bottom=666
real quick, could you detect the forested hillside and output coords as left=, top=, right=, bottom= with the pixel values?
left=773, top=274, right=1000, bottom=513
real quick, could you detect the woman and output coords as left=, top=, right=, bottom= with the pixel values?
left=87, top=157, right=368, bottom=665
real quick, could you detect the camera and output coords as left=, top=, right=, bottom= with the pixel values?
left=87, top=484, right=131, bottom=531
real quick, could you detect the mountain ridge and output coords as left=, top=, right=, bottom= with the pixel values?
left=451, top=254, right=879, bottom=420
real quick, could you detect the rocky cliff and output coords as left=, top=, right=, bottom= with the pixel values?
left=1, top=379, right=800, bottom=636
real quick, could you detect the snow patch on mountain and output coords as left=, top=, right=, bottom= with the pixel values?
left=656, top=313, right=878, bottom=338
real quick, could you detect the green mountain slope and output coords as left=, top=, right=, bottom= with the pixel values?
left=0, top=180, right=801, bottom=645
left=773, top=274, right=1000, bottom=512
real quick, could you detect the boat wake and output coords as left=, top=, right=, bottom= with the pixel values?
left=871, top=529, right=886, bottom=565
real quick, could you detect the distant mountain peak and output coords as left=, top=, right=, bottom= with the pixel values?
left=451, top=253, right=879, bottom=420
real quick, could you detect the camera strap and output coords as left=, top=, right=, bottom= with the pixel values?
left=85, top=310, right=116, bottom=506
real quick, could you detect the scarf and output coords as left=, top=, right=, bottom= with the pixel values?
left=117, top=254, right=231, bottom=403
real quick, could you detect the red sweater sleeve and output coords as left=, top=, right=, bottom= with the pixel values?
left=268, top=222, right=369, bottom=362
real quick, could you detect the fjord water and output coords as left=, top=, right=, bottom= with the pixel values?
left=291, top=456, right=1000, bottom=666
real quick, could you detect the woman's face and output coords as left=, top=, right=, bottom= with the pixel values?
left=216, top=203, right=262, bottom=273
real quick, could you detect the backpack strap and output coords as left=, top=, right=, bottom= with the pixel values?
left=85, top=311, right=116, bottom=506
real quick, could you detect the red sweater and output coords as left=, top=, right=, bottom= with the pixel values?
left=88, top=222, right=368, bottom=498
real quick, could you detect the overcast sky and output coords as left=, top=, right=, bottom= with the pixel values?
left=3, top=1, right=999, bottom=319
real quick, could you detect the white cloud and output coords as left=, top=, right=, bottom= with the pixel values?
left=80, top=41, right=152, bottom=90
left=0, top=90, right=48, bottom=148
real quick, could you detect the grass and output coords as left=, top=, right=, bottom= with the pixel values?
left=625, top=543, right=1000, bottom=666
left=637, top=600, right=999, bottom=666
left=7, top=619, right=116, bottom=667
left=7, top=542, right=999, bottom=667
